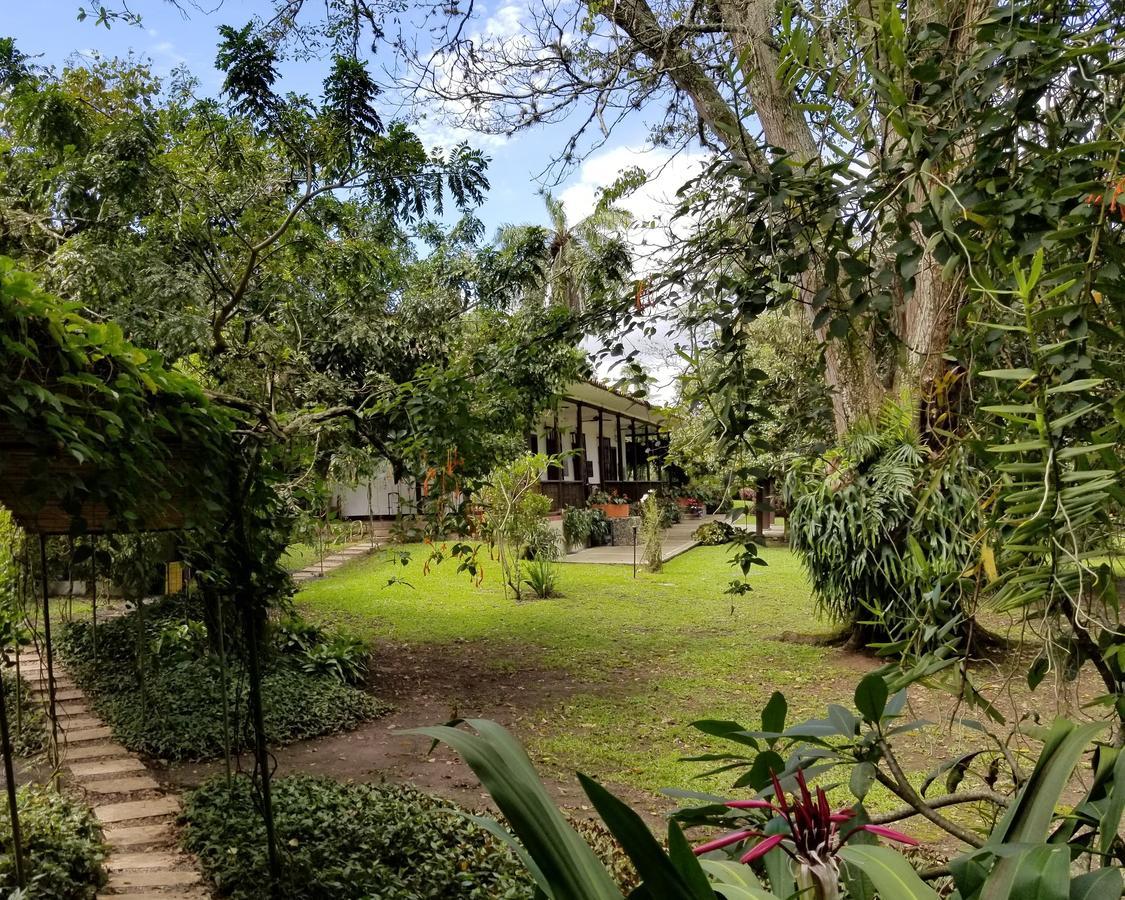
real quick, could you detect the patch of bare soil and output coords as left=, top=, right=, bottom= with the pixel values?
left=155, top=637, right=665, bottom=819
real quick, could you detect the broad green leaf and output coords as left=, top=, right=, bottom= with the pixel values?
left=980, top=368, right=1037, bottom=380
left=1069, top=867, right=1123, bottom=900
left=836, top=845, right=940, bottom=899
left=854, top=674, right=889, bottom=723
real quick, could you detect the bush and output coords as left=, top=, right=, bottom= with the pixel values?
left=561, top=506, right=610, bottom=549
left=58, top=601, right=388, bottom=761
left=0, top=784, right=106, bottom=898
left=691, top=520, right=737, bottom=546
left=522, top=559, right=560, bottom=599
left=3, top=673, right=48, bottom=757
left=181, top=775, right=536, bottom=900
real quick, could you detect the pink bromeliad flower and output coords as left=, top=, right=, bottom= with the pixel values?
left=693, top=769, right=918, bottom=900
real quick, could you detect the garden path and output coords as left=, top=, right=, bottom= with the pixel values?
left=290, top=539, right=381, bottom=583
left=12, top=645, right=208, bottom=899
left=560, top=514, right=785, bottom=564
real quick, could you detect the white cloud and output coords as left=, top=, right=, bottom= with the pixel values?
left=559, top=144, right=712, bottom=403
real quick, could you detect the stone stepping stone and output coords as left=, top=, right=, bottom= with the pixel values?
left=64, top=743, right=126, bottom=761
left=96, top=797, right=180, bottom=825
left=106, top=869, right=201, bottom=890
left=84, top=775, right=161, bottom=794
left=33, top=687, right=84, bottom=702
left=61, top=716, right=102, bottom=731
left=103, top=823, right=176, bottom=849
left=57, top=703, right=90, bottom=717
left=107, top=851, right=189, bottom=871
left=98, top=894, right=208, bottom=900
left=70, top=757, right=146, bottom=779
left=65, top=725, right=114, bottom=743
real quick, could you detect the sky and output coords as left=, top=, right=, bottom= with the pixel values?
left=5, top=0, right=703, bottom=397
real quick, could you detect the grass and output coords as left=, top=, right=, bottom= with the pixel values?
left=293, top=542, right=1087, bottom=836
left=297, top=545, right=847, bottom=790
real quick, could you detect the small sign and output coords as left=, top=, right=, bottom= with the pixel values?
left=165, top=561, right=185, bottom=595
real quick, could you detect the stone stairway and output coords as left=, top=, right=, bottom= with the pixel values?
left=291, top=539, right=380, bottom=584
left=13, top=648, right=208, bottom=899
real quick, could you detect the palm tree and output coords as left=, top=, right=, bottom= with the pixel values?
left=496, top=191, right=633, bottom=314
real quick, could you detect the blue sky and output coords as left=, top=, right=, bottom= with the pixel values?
left=4, top=0, right=686, bottom=237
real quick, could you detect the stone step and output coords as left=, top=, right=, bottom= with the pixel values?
left=106, top=869, right=201, bottom=890
left=64, top=743, right=127, bottom=761
left=32, top=687, right=84, bottom=702
left=70, top=757, right=146, bottom=779
left=107, top=851, right=190, bottom=871
left=102, top=823, right=177, bottom=850
left=96, top=797, right=180, bottom=825
left=61, top=716, right=102, bottom=731
left=98, top=892, right=209, bottom=900
left=65, top=725, right=114, bottom=743
left=84, top=776, right=161, bottom=795
left=58, top=702, right=90, bottom=717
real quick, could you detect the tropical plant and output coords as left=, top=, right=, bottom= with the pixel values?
left=479, top=454, right=555, bottom=600
left=561, top=506, right=610, bottom=550
left=640, top=493, right=664, bottom=573
left=296, top=631, right=370, bottom=686
left=522, top=559, right=560, bottom=600
left=496, top=191, right=633, bottom=315
left=415, top=704, right=1124, bottom=900
left=785, top=395, right=982, bottom=650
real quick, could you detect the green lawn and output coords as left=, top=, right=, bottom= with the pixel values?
left=296, top=544, right=855, bottom=794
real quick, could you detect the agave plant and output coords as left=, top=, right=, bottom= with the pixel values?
left=693, top=769, right=918, bottom=900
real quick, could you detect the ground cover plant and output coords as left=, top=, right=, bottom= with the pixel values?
left=58, top=597, right=388, bottom=761
left=2, top=672, right=47, bottom=758
left=0, top=783, right=106, bottom=898
left=180, top=774, right=535, bottom=899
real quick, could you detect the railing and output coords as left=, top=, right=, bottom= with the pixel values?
left=535, top=480, right=664, bottom=510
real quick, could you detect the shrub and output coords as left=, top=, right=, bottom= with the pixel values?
left=524, top=519, right=562, bottom=561
left=295, top=631, right=369, bottom=685
left=58, top=601, right=388, bottom=761
left=3, top=673, right=48, bottom=758
left=561, top=506, right=610, bottom=549
left=180, top=775, right=536, bottom=900
left=522, top=559, right=560, bottom=599
left=0, top=783, right=106, bottom=898
left=692, top=520, right=737, bottom=546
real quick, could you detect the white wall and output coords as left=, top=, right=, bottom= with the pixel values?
left=334, top=460, right=415, bottom=517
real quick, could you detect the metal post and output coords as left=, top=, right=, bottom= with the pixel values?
left=0, top=672, right=26, bottom=889
left=632, top=525, right=638, bottom=578
left=37, top=536, right=59, bottom=769
left=89, top=537, right=98, bottom=663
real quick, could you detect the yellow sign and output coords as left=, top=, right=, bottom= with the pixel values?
left=165, top=561, right=185, bottom=595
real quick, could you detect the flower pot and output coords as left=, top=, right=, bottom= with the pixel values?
left=593, top=503, right=631, bottom=519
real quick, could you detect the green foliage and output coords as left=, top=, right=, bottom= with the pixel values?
left=479, top=454, right=555, bottom=600
left=0, top=259, right=231, bottom=530
left=692, top=520, right=736, bottom=546
left=3, top=673, right=47, bottom=758
left=180, top=774, right=535, bottom=900
left=639, top=493, right=664, bottom=573
left=58, top=600, right=387, bottom=761
left=0, top=783, right=106, bottom=898
left=785, top=396, right=981, bottom=648
left=561, top=505, right=611, bottom=550
left=294, top=630, right=369, bottom=686
left=522, top=559, right=560, bottom=600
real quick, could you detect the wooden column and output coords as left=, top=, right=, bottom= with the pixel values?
left=630, top=419, right=637, bottom=482
left=596, top=407, right=604, bottom=485
left=643, top=424, right=651, bottom=481
left=575, top=401, right=587, bottom=498
left=615, top=414, right=624, bottom=485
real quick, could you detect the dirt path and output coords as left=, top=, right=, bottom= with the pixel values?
left=156, top=637, right=669, bottom=819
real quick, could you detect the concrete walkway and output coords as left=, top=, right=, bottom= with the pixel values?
left=12, top=646, right=207, bottom=898
left=559, top=515, right=717, bottom=565
left=291, top=540, right=380, bottom=583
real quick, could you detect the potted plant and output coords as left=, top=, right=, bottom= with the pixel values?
left=588, top=489, right=631, bottom=518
